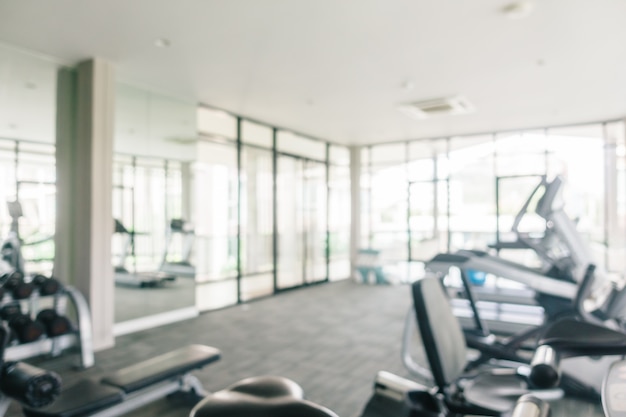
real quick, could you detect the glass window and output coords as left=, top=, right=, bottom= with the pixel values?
left=329, top=145, right=350, bottom=165
left=360, top=147, right=372, bottom=248
left=277, top=131, right=326, bottom=160
left=448, top=135, right=495, bottom=251
left=241, top=274, right=274, bottom=302
left=16, top=141, right=56, bottom=274
left=408, top=141, right=435, bottom=182
left=303, top=160, right=327, bottom=283
left=409, top=180, right=449, bottom=261
left=197, top=107, right=237, bottom=139
left=276, top=156, right=304, bottom=289
left=242, top=120, right=273, bottom=148
left=546, top=124, right=606, bottom=267
left=329, top=163, right=351, bottom=281
left=361, top=146, right=371, bottom=167
left=609, top=121, right=626, bottom=273
left=495, top=131, right=546, bottom=177
left=17, top=143, right=55, bottom=184
left=241, top=145, right=274, bottom=299
left=0, top=141, right=17, bottom=237
left=370, top=162, right=408, bottom=262
left=194, top=141, right=239, bottom=283
left=371, top=143, right=406, bottom=165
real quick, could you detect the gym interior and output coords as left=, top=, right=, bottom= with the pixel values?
left=0, top=2, right=625, bottom=417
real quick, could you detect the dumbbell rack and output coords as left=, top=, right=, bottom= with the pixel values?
left=1, top=284, right=94, bottom=369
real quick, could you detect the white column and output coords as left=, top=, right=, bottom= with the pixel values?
left=55, top=58, right=115, bottom=350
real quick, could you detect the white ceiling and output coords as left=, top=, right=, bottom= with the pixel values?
left=0, top=0, right=625, bottom=145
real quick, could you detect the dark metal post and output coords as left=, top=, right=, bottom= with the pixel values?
left=236, top=117, right=242, bottom=303
left=272, top=128, right=278, bottom=292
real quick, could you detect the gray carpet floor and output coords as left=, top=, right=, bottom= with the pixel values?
left=9, top=280, right=604, bottom=417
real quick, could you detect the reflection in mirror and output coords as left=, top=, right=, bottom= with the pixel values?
left=113, top=83, right=197, bottom=326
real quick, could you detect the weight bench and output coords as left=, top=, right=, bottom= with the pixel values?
left=22, top=344, right=221, bottom=417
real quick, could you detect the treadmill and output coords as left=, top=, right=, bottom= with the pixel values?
left=113, top=218, right=176, bottom=287
left=159, top=219, right=196, bottom=277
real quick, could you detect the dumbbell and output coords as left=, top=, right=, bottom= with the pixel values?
left=36, top=309, right=73, bottom=337
left=1, top=271, right=34, bottom=299
left=1, top=361, right=62, bottom=408
left=1, top=303, right=22, bottom=321
left=31, top=274, right=62, bottom=296
left=0, top=304, right=20, bottom=343
left=1, top=304, right=45, bottom=343
left=1, top=305, right=44, bottom=344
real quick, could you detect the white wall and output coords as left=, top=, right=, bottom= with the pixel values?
left=114, top=83, right=197, bottom=161
left=0, top=44, right=60, bottom=143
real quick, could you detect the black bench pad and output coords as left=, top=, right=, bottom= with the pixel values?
left=101, top=344, right=221, bottom=393
left=23, top=379, right=123, bottom=417
left=22, top=345, right=220, bottom=417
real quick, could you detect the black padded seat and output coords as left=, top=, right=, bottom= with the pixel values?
left=22, top=379, right=123, bottom=417
left=101, top=344, right=221, bottom=393
left=191, top=376, right=337, bottom=417
left=412, top=276, right=532, bottom=416
left=226, top=376, right=304, bottom=399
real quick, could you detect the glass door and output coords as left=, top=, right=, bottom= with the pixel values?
left=276, top=156, right=305, bottom=289
left=303, top=160, right=327, bottom=284
left=276, top=156, right=328, bottom=289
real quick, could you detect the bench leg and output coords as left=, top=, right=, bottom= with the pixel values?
left=91, top=374, right=208, bottom=417
left=181, top=374, right=210, bottom=398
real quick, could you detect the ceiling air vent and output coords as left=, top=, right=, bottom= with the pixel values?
left=397, top=96, right=475, bottom=120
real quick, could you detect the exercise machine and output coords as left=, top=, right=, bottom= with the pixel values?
left=378, top=316, right=626, bottom=417
left=524, top=317, right=626, bottom=417
left=1, top=202, right=26, bottom=274
left=159, top=218, right=195, bottom=277
left=403, top=265, right=624, bottom=401
left=365, top=276, right=626, bottom=417
left=426, top=175, right=620, bottom=335
left=113, top=218, right=176, bottom=287
left=1, top=201, right=55, bottom=277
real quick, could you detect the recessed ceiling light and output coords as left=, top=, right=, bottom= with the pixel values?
left=154, top=38, right=171, bottom=48
left=501, top=1, right=534, bottom=19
